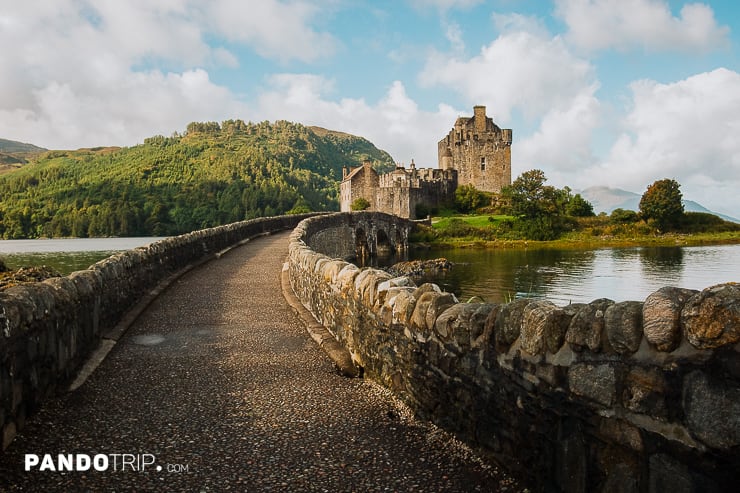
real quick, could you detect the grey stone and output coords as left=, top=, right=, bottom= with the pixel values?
left=565, top=298, right=614, bottom=352
left=434, top=303, right=478, bottom=348
left=605, top=301, right=643, bottom=354
left=683, top=370, right=740, bottom=449
left=493, top=298, right=531, bottom=347
left=643, top=287, right=697, bottom=352
left=568, top=363, right=617, bottom=406
left=520, top=300, right=571, bottom=355
left=648, top=454, right=693, bottom=493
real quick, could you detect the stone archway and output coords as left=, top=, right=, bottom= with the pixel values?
left=376, top=229, right=392, bottom=256
left=355, top=227, right=370, bottom=261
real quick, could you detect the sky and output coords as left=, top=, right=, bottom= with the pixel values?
left=1, top=0, right=739, bottom=217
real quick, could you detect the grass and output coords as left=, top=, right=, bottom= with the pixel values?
left=415, top=214, right=740, bottom=250
left=431, top=214, right=514, bottom=229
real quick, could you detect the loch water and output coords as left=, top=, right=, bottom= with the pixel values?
left=406, top=244, right=740, bottom=305
left=0, top=238, right=166, bottom=275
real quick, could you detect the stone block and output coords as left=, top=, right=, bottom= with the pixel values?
left=643, top=287, right=697, bottom=352
left=605, top=301, right=643, bottom=354
left=493, top=298, right=531, bottom=348
left=434, top=303, right=477, bottom=349
left=622, top=367, right=667, bottom=417
left=565, top=298, right=614, bottom=352
left=568, top=363, right=617, bottom=406
left=648, top=454, right=693, bottom=493
left=683, top=370, right=740, bottom=449
left=520, top=300, right=571, bottom=356
left=682, top=283, right=740, bottom=349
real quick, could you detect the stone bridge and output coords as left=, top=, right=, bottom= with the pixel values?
left=0, top=212, right=738, bottom=492
left=300, top=211, right=412, bottom=260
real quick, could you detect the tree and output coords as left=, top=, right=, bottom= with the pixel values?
left=454, top=184, right=490, bottom=213
left=503, top=169, right=559, bottom=218
left=350, top=197, right=371, bottom=211
left=639, top=178, right=684, bottom=230
left=565, top=193, right=595, bottom=217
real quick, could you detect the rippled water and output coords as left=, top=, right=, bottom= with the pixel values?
left=0, top=238, right=165, bottom=275
left=409, top=244, right=740, bottom=304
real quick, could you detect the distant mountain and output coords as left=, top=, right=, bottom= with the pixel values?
left=0, top=138, right=46, bottom=154
left=580, top=186, right=739, bottom=223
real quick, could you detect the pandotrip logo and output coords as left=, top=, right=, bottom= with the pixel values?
left=24, top=454, right=189, bottom=473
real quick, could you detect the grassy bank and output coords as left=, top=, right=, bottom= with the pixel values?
left=412, top=214, right=740, bottom=250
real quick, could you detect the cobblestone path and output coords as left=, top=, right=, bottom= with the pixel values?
left=0, top=231, right=520, bottom=492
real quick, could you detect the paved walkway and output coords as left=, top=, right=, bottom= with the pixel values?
left=0, top=232, right=520, bottom=492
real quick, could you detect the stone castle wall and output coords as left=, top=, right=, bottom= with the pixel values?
left=375, top=167, right=457, bottom=219
left=0, top=214, right=315, bottom=451
left=288, top=213, right=740, bottom=492
left=438, top=105, right=512, bottom=193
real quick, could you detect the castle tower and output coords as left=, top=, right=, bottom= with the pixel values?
left=437, top=105, right=512, bottom=193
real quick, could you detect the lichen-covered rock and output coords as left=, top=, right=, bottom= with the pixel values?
left=470, top=303, right=498, bottom=348
left=387, top=258, right=452, bottom=278
left=391, top=289, right=417, bottom=325
left=493, top=298, right=532, bottom=348
left=683, top=370, right=740, bottom=449
left=565, top=299, right=614, bottom=352
left=379, top=286, right=416, bottom=325
left=336, top=264, right=360, bottom=293
left=643, top=287, right=697, bottom=352
left=424, top=292, right=458, bottom=333
left=355, top=268, right=392, bottom=307
left=681, top=283, right=740, bottom=349
left=434, top=303, right=478, bottom=349
left=520, top=301, right=571, bottom=356
left=412, top=282, right=442, bottom=298
left=605, top=301, right=644, bottom=354
left=411, top=292, right=440, bottom=333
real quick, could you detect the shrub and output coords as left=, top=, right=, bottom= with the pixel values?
left=350, top=197, right=371, bottom=211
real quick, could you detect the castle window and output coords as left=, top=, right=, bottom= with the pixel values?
left=480, top=157, right=486, bottom=171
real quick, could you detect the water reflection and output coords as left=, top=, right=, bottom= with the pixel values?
left=406, top=244, right=739, bottom=304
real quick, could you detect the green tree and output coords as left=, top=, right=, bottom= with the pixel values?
left=639, top=178, right=684, bottom=230
left=350, top=197, right=371, bottom=211
left=454, top=184, right=490, bottom=213
left=503, top=169, right=559, bottom=218
left=565, top=193, right=595, bottom=217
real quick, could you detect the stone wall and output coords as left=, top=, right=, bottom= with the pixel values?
left=288, top=213, right=740, bottom=492
left=0, top=214, right=313, bottom=451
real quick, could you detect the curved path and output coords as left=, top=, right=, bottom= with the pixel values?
left=0, top=231, right=519, bottom=492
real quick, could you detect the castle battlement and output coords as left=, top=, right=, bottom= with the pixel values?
left=340, top=105, right=510, bottom=218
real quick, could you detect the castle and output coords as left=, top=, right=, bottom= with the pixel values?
left=340, top=106, right=512, bottom=219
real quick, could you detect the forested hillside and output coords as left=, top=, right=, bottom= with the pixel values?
left=0, top=120, right=395, bottom=238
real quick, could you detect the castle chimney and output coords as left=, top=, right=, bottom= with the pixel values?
left=473, top=105, right=486, bottom=135
left=342, top=166, right=348, bottom=179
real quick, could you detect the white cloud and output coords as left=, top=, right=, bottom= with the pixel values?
left=419, top=22, right=602, bottom=176
left=257, top=75, right=459, bottom=166
left=584, top=68, right=740, bottom=217
left=420, top=28, right=596, bottom=122
left=203, top=0, right=337, bottom=62
left=555, top=0, right=729, bottom=52
left=0, top=0, right=333, bottom=148
left=0, top=69, right=248, bottom=149
left=407, top=0, right=482, bottom=12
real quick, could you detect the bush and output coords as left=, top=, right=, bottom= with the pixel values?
left=350, top=197, right=371, bottom=211
left=610, top=208, right=639, bottom=223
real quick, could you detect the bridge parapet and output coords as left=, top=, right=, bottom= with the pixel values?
left=0, top=214, right=315, bottom=451
left=288, top=214, right=740, bottom=492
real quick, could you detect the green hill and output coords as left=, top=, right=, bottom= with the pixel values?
left=0, top=120, right=395, bottom=239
